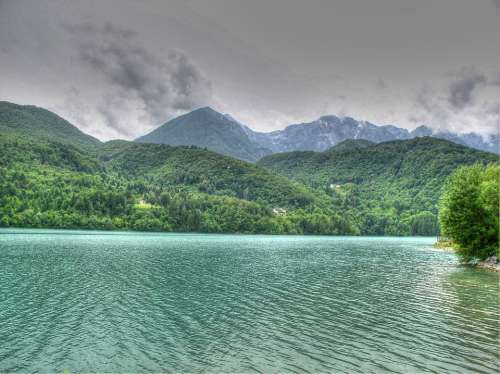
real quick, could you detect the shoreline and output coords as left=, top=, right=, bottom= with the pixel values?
left=475, top=256, right=500, bottom=272
left=434, top=242, right=499, bottom=272
left=0, top=227, right=438, bottom=238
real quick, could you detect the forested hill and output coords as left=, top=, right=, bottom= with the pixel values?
left=0, top=134, right=356, bottom=234
left=99, top=140, right=318, bottom=209
left=258, top=137, right=498, bottom=235
left=258, top=137, right=497, bottom=185
left=0, top=101, right=101, bottom=150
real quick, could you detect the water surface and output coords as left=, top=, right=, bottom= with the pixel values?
left=0, top=229, right=498, bottom=373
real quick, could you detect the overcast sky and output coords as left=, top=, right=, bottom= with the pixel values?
left=0, top=0, right=499, bottom=140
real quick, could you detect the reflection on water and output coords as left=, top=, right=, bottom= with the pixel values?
left=0, top=229, right=498, bottom=373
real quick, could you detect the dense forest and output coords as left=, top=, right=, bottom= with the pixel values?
left=1, top=102, right=498, bottom=236
left=258, top=138, right=498, bottom=235
left=0, top=134, right=357, bottom=234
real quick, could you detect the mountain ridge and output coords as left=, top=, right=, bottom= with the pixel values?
left=137, top=106, right=498, bottom=159
left=0, top=100, right=497, bottom=161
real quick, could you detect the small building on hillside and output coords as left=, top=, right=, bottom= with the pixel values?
left=329, top=184, right=342, bottom=190
left=272, top=207, right=287, bottom=215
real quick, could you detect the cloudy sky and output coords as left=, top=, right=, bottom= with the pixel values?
left=0, top=0, right=499, bottom=140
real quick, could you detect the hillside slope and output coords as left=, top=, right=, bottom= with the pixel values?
left=258, top=137, right=498, bottom=235
left=0, top=134, right=355, bottom=234
left=100, top=140, right=317, bottom=210
left=0, top=101, right=101, bottom=150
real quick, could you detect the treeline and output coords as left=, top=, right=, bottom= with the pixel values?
left=0, top=135, right=358, bottom=234
left=0, top=168, right=358, bottom=234
left=0, top=165, right=434, bottom=236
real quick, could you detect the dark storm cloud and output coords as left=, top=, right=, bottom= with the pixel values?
left=167, top=52, right=212, bottom=110
left=415, top=85, right=449, bottom=125
left=411, top=66, right=499, bottom=135
left=448, top=68, right=487, bottom=110
left=66, top=23, right=212, bottom=132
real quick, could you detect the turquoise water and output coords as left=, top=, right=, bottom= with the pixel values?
left=0, top=229, right=498, bottom=373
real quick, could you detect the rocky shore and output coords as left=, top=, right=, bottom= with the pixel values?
left=434, top=241, right=499, bottom=272
left=475, top=256, right=500, bottom=272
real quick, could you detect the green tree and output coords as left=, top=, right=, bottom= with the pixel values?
left=405, top=211, right=438, bottom=236
left=439, top=163, right=499, bottom=261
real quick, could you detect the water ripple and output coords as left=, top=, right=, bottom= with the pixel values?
left=0, top=230, right=498, bottom=373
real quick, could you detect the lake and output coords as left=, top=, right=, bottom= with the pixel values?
left=0, top=229, right=498, bottom=373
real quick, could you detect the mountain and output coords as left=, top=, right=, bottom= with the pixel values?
left=137, top=107, right=498, bottom=160
left=258, top=137, right=498, bottom=235
left=432, top=130, right=499, bottom=154
left=252, top=115, right=411, bottom=153
left=0, top=101, right=101, bottom=149
left=253, top=117, right=498, bottom=154
left=135, top=107, right=271, bottom=162
left=323, top=139, right=374, bottom=153
left=410, top=125, right=433, bottom=137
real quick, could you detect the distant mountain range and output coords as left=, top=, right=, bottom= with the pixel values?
left=252, top=116, right=499, bottom=155
left=0, top=101, right=497, bottom=163
left=136, top=107, right=499, bottom=161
